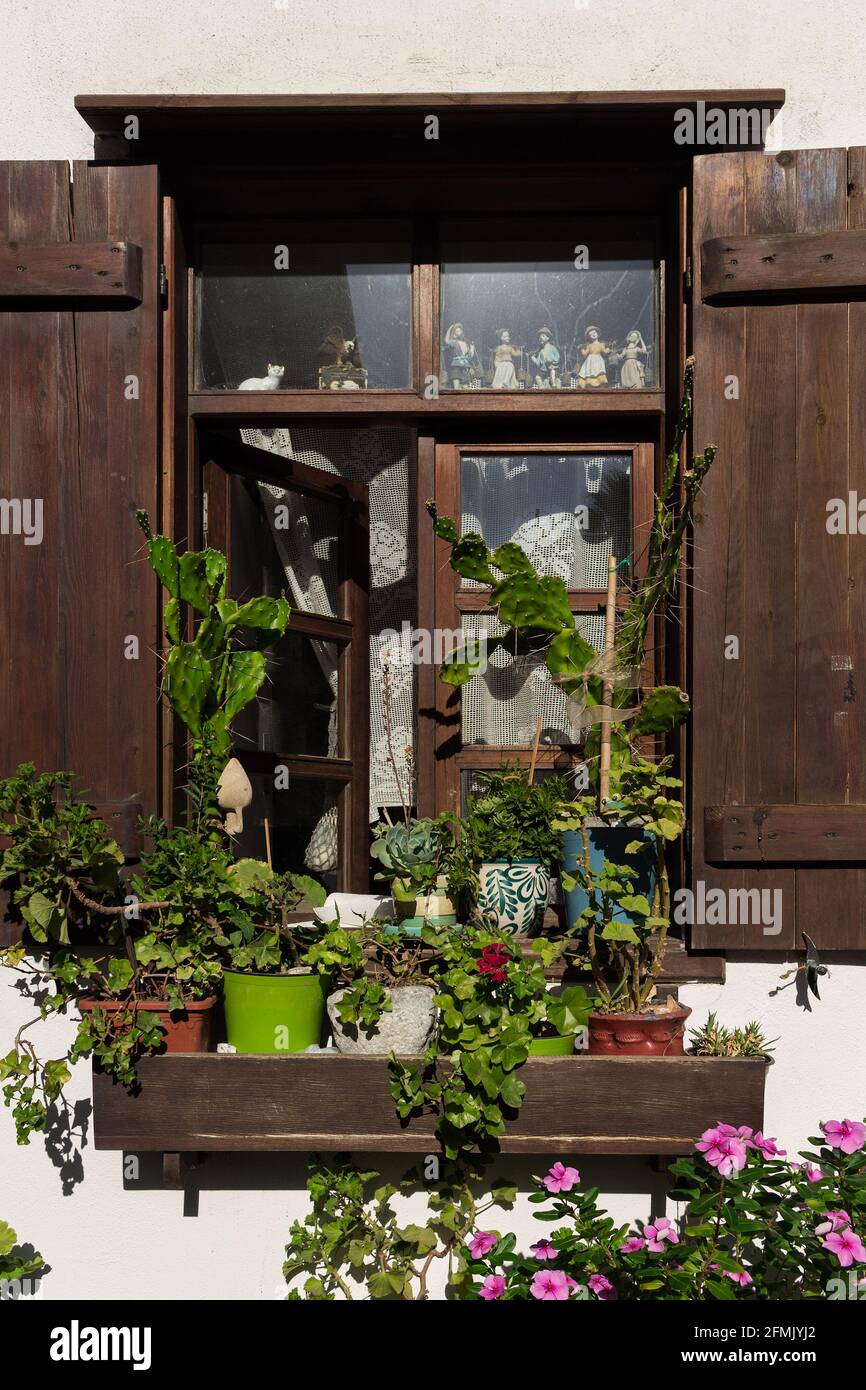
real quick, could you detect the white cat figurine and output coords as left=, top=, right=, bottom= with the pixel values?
left=238, top=364, right=285, bottom=391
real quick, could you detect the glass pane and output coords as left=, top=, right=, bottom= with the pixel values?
left=197, top=224, right=413, bottom=389
left=461, top=453, right=632, bottom=589
left=234, top=773, right=343, bottom=897
left=231, top=471, right=342, bottom=618
left=440, top=217, right=658, bottom=392
left=461, top=612, right=606, bottom=747
left=233, top=629, right=340, bottom=758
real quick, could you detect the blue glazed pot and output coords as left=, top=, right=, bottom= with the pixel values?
left=561, top=826, right=657, bottom=932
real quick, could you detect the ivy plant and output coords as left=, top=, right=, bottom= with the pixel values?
left=0, top=1220, right=45, bottom=1295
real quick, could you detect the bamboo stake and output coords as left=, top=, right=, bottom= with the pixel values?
left=263, top=816, right=273, bottom=871
left=598, top=555, right=618, bottom=807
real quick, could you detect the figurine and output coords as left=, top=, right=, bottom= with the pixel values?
left=612, top=330, right=650, bottom=389
left=490, top=328, right=523, bottom=389
left=238, top=364, right=285, bottom=390
left=575, top=326, right=612, bottom=388
left=319, top=327, right=363, bottom=370
left=529, top=327, right=561, bottom=389
left=318, top=326, right=367, bottom=390
left=442, top=322, right=481, bottom=389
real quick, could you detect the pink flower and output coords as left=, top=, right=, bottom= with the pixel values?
left=588, top=1273, right=618, bottom=1300
left=478, top=1274, right=506, bottom=1300
left=815, top=1210, right=852, bottom=1237
left=620, top=1236, right=646, bottom=1253
left=644, top=1217, right=679, bottom=1252
left=467, top=1231, right=498, bottom=1259
left=695, top=1125, right=749, bottom=1176
left=822, top=1228, right=866, bottom=1268
left=752, top=1131, right=786, bottom=1158
left=794, top=1162, right=824, bottom=1183
left=530, top=1239, right=559, bottom=1261
left=543, top=1161, right=581, bottom=1194
left=821, top=1119, right=866, bottom=1155
left=531, top=1268, right=573, bottom=1300
left=723, top=1269, right=753, bottom=1287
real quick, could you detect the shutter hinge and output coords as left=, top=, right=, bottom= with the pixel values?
left=683, top=255, right=693, bottom=296
left=684, top=820, right=693, bottom=858
left=202, top=490, right=209, bottom=536
left=159, top=262, right=168, bottom=304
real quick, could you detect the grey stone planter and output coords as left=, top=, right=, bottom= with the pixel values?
left=327, top=984, right=437, bottom=1056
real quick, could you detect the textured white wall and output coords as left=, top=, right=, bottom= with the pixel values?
left=2, top=0, right=865, bottom=1301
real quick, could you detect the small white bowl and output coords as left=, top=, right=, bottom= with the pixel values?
left=314, top=892, right=395, bottom=929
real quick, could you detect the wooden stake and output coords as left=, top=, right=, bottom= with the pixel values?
left=263, top=816, right=273, bottom=871
left=599, top=555, right=618, bottom=807
left=529, top=716, right=543, bottom=783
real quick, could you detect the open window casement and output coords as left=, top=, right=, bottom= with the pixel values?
left=690, top=147, right=866, bottom=950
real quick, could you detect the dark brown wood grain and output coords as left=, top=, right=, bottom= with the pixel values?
left=701, top=229, right=866, bottom=300
left=0, top=240, right=142, bottom=299
left=0, top=161, right=161, bottom=819
left=690, top=149, right=866, bottom=950
left=189, top=390, right=666, bottom=418
left=705, top=804, right=866, bottom=863
left=91, top=1053, right=766, bottom=1154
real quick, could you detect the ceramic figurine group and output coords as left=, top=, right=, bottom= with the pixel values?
left=442, top=322, right=651, bottom=390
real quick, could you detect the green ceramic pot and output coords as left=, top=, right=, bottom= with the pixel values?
left=528, top=1032, right=577, bottom=1056
left=476, top=859, right=550, bottom=934
left=222, top=969, right=325, bottom=1055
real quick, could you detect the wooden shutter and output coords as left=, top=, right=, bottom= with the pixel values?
left=691, top=147, right=866, bottom=950
left=0, top=161, right=161, bottom=847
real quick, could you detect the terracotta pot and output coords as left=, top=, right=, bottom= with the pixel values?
left=587, top=1005, right=692, bottom=1056
left=78, top=996, right=216, bottom=1053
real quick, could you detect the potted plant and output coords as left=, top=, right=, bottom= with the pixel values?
left=370, top=816, right=459, bottom=935
left=315, top=923, right=439, bottom=1055
left=0, top=765, right=227, bottom=1145
left=214, top=858, right=335, bottom=1054
left=388, top=924, right=592, bottom=1157
left=688, top=1012, right=776, bottom=1059
left=451, top=765, right=568, bottom=935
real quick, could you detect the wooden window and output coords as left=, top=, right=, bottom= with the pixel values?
left=200, top=429, right=369, bottom=891
left=428, top=442, right=654, bottom=812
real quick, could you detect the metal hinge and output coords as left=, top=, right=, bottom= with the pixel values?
left=683, top=255, right=693, bottom=295
left=202, top=490, right=208, bottom=535
left=684, top=820, right=693, bottom=858
left=159, top=262, right=168, bottom=303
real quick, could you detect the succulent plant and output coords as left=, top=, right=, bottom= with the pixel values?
left=370, top=817, right=456, bottom=899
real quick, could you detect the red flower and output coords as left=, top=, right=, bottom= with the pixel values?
left=478, top=943, right=510, bottom=983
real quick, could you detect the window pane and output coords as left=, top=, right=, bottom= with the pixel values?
left=461, top=612, right=606, bottom=747
left=197, top=225, right=413, bottom=389
left=233, top=629, right=341, bottom=758
left=234, top=772, right=343, bottom=896
left=440, top=217, right=658, bottom=392
left=231, top=471, right=342, bottom=618
left=461, top=452, right=632, bottom=589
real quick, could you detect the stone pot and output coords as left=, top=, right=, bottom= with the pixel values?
left=327, top=984, right=437, bottom=1056
left=587, top=1005, right=692, bottom=1056
left=476, top=859, right=550, bottom=934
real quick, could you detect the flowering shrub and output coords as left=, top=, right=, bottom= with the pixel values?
left=464, top=1116, right=866, bottom=1300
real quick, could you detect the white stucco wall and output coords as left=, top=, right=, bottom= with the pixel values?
left=2, top=0, right=865, bottom=1300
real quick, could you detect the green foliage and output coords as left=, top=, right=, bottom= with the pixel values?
left=212, top=861, right=329, bottom=975
left=307, top=923, right=434, bottom=1031
left=283, top=1153, right=516, bottom=1299
left=370, top=815, right=458, bottom=900
left=689, top=1012, right=776, bottom=1060
left=553, top=756, right=684, bottom=1013
left=387, top=925, right=592, bottom=1159
left=0, top=1220, right=45, bottom=1290
left=136, top=510, right=289, bottom=820
left=454, top=764, right=568, bottom=875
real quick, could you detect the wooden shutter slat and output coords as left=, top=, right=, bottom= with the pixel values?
left=705, top=805, right=866, bottom=863
left=0, top=241, right=142, bottom=298
left=691, top=147, right=866, bottom=950
left=701, top=228, right=866, bottom=300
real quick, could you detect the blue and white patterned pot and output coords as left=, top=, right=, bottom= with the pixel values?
left=476, top=859, right=550, bottom=935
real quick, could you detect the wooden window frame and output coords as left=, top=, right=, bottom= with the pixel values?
left=426, top=441, right=655, bottom=813
left=199, top=428, right=370, bottom=888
